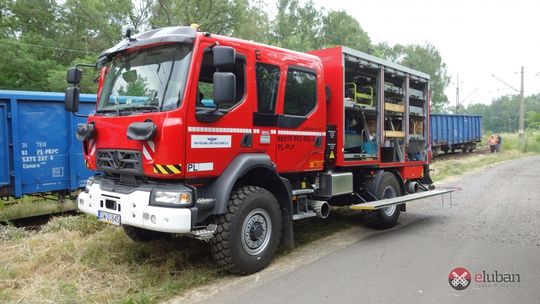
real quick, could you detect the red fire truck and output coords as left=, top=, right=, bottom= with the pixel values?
left=65, top=26, right=452, bottom=274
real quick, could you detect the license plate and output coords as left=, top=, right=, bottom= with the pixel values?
left=98, top=210, right=121, bottom=226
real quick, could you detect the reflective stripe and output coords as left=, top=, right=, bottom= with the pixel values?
left=142, top=145, right=152, bottom=160
left=187, top=127, right=324, bottom=136
left=153, top=164, right=182, bottom=175
left=89, top=140, right=96, bottom=155
left=188, top=127, right=252, bottom=133
left=155, top=164, right=169, bottom=174
left=277, top=130, right=325, bottom=136
left=166, top=165, right=181, bottom=174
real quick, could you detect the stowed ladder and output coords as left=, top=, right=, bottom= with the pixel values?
left=350, top=187, right=459, bottom=211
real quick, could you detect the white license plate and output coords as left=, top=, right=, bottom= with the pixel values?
left=98, top=210, right=121, bottom=226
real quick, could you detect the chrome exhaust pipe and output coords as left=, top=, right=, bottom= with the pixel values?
left=308, top=200, right=330, bottom=219
left=406, top=181, right=419, bottom=194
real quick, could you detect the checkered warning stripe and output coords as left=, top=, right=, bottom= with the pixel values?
left=153, top=164, right=182, bottom=174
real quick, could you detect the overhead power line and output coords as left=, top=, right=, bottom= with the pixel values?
left=0, top=39, right=99, bottom=54
left=74, top=0, right=116, bottom=42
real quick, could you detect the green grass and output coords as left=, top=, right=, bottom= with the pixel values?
left=431, top=130, right=540, bottom=182
left=0, top=212, right=360, bottom=304
left=1, top=192, right=78, bottom=221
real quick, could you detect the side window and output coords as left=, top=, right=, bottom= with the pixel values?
left=197, top=51, right=246, bottom=109
left=256, top=63, right=280, bottom=114
left=283, top=68, right=316, bottom=116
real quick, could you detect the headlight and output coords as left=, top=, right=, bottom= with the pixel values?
left=151, top=191, right=192, bottom=207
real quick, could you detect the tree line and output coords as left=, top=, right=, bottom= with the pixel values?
left=462, top=94, right=540, bottom=132
left=2, top=0, right=450, bottom=111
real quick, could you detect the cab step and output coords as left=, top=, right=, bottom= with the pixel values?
left=190, top=224, right=217, bottom=241
left=350, top=187, right=459, bottom=211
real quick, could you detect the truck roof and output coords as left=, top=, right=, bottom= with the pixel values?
left=340, top=46, right=430, bottom=80
left=208, top=32, right=323, bottom=66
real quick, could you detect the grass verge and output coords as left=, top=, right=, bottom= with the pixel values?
left=0, top=212, right=359, bottom=304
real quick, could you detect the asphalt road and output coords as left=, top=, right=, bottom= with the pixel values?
left=176, top=156, right=540, bottom=304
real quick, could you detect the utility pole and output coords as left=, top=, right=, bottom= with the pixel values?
left=456, top=74, right=460, bottom=113
left=492, top=68, right=525, bottom=144
left=519, top=66, right=525, bottom=143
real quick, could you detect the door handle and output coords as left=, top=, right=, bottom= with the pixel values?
left=241, top=133, right=252, bottom=148
left=314, top=136, right=322, bottom=148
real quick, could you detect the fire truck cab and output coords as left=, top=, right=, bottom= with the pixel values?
left=66, top=26, right=444, bottom=275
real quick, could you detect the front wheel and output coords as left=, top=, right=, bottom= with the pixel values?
left=364, top=172, right=402, bottom=229
left=210, top=186, right=282, bottom=275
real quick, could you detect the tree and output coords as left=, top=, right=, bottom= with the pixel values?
left=0, top=0, right=457, bottom=109
left=150, top=0, right=238, bottom=34
left=271, top=0, right=322, bottom=51
left=320, top=10, right=371, bottom=52
left=376, top=42, right=451, bottom=112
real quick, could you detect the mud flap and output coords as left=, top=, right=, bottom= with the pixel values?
left=420, top=164, right=434, bottom=188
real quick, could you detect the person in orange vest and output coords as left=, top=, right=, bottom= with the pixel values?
left=489, top=135, right=496, bottom=153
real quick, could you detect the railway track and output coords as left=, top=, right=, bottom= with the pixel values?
left=432, top=146, right=490, bottom=162
left=1, top=210, right=79, bottom=230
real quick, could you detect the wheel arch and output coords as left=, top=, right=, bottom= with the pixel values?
left=198, top=153, right=294, bottom=248
left=370, top=169, right=406, bottom=212
left=370, top=169, right=406, bottom=197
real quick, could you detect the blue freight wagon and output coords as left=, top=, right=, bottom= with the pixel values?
left=430, top=114, right=482, bottom=155
left=0, top=90, right=96, bottom=198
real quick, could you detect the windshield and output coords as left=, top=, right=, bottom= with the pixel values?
left=98, top=44, right=192, bottom=114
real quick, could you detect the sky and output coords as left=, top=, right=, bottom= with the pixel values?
left=265, top=0, right=540, bottom=106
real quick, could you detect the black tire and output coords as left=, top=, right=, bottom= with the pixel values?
left=123, top=225, right=171, bottom=242
left=364, top=172, right=402, bottom=229
left=210, top=186, right=282, bottom=275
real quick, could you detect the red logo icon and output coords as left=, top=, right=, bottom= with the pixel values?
left=449, top=267, right=471, bottom=290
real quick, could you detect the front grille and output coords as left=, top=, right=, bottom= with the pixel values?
left=97, top=150, right=142, bottom=174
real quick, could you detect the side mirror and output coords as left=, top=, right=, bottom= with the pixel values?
left=213, top=72, right=236, bottom=106
left=213, top=46, right=236, bottom=68
left=65, top=87, right=80, bottom=112
left=67, top=67, right=83, bottom=85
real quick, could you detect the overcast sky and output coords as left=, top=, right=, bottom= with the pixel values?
left=266, top=0, right=540, bottom=106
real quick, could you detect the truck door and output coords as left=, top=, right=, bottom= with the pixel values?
left=184, top=41, right=255, bottom=178
left=252, top=60, right=283, bottom=162
left=275, top=65, right=326, bottom=173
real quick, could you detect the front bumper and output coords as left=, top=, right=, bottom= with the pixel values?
left=77, top=177, right=193, bottom=233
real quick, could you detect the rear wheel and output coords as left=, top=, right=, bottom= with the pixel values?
left=210, top=186, right=282, bottom=275
left=364, top=172, right=402, bottom=229
left=123, top=225, right=171, bottom=242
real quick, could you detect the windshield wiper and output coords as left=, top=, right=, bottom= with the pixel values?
left=96, top=105, right=159, bottom=115
left=96, top=109, right=120, bottom=114
left=129, top=105, right=160, bottom=112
